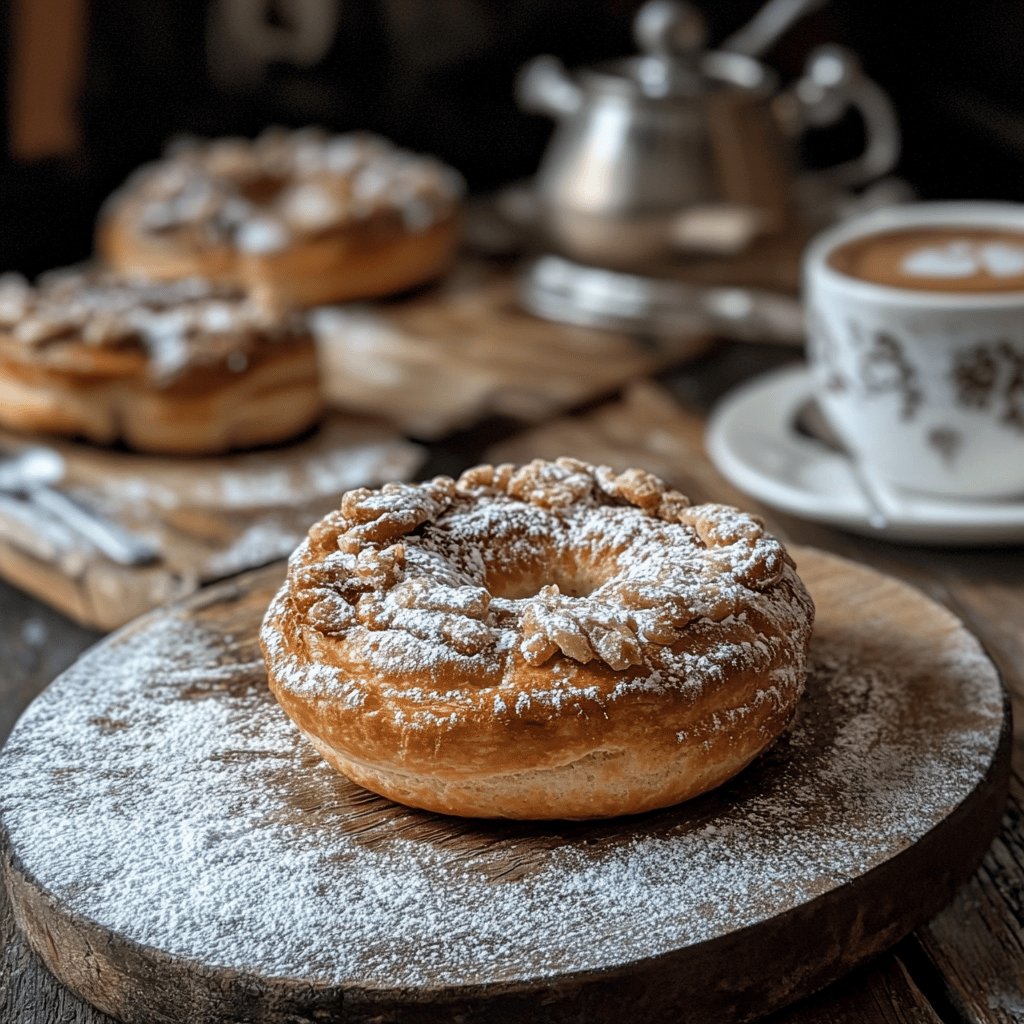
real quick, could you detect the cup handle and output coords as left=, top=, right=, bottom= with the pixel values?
left=778, top=44, right=901, bottom=189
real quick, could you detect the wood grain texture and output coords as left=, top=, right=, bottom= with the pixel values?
left=0, top=548, right=1009, bottom=1024
left=0, top=889, right=946, bottom=1024
left=1, top=906, right=116, bottom=1024
left=0, top=416, right=423, bottom=631
left=915, top=777, right=1024, bottom=1024
left=765, top=953, right=944, bottom=1024
left=1, top=345, right=1022, bottom=1023
left=313, top=260, right=713, bottom=439
left=490, top=373, right=1024, bottom=1023
left=911, top=580, right=1024, bottom=1024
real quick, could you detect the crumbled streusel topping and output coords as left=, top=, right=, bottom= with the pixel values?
left=0, top=270, right=309, bottom=382
left=286, top=458, right=794, bottom=673
left=109, top=128, right=464, bottom=251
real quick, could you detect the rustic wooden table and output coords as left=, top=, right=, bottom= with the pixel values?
left=1, top=340, right=1021, bottom=1023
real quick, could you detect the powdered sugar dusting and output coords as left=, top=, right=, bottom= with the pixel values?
left=275, top=459, right=809, bottom=719
left=106, top=127, right=463, bottom=255
left=0, top=562, right=1004, bottom=991
left=0, top=270, right=309, bottom=385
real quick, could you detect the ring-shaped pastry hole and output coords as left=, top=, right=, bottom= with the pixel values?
left=478, top=535, right=614, bottom=602
left=431, top=503, right=628, bottom=605
left=487, top=561, right=605, bottom=601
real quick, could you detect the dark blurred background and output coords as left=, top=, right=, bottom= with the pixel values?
left=2, top=0, right=1023, bottom=275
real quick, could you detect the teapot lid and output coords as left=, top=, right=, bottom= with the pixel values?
left=583, top=1, right=775, bottom=99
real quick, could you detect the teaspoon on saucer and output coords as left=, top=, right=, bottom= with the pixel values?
left=792, top=399, right=906, bottom=532
left=706, top=365, right=1024, bottom=545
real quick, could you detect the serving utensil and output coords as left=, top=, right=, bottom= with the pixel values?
left=794, top=397, right=904, bottom=531
left=0, top=445, right=160, bottom=566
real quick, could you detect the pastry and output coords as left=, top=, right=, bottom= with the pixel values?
left=261, top=458, right=815, bottom=820
left=98, top=128, right=463, bottom=307
left=0, top=270, right=322, bottom=455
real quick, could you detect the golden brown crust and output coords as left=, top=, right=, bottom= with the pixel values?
left=240, top=216, right=459, bottom=308
left=97, top=129, right=463, bottom=306
left=96, top=217, right=239, bottom=288
left=0, top=271, right=323, bottom=454
left=261, top=459, right=815, bottom=820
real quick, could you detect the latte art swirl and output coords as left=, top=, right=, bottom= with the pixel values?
left=828, top=226, right=1024, bottom=293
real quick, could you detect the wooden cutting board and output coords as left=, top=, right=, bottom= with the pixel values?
left=0, top=418, right=423, bottom=631
left=313, top=260, right=713, bottom=439
left=0, top=548, right=1009, bottom=1024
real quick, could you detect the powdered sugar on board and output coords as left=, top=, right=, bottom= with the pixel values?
left=0, top=553, right=1006, bottom=992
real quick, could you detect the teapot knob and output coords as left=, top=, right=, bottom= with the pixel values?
left=634, top=0, right=707, bottom=59
left=516, top=55, right=583, bottom=120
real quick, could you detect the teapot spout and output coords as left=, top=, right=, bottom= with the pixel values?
left=516, top=55, right=582, bottom=119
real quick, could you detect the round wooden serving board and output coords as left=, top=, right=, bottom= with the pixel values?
left=0, top=548, right=1010, bottom=1024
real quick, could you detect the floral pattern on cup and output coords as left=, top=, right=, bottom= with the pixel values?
left=814, top=308, right=1024, bottom=448
left=810, top=310, right=923, bottom=420
left=927, top=426, right=964, bottom=465
left=805, top=203, right=1024, bottom=499
left=853, top=323, right=922, bottom=421
left=952, top=341, right=1024, bottom=433
left=807, top=305, right=848, bottom=393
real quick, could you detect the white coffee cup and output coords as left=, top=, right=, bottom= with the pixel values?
left=804, top=202, right=1024, bottom=499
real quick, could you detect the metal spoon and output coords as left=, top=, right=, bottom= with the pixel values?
left=0, top=446, right=161, bottom=566
left=794, top=399, right=903, bottom=532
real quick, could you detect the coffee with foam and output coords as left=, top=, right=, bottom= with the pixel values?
left=806, top=203, right=1024, bottom=499
left=827, top=227, right=1024, bottom=293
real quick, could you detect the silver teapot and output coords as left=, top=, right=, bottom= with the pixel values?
left=517, top=0, right=900, bottom=266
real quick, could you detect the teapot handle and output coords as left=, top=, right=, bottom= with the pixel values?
left=778, top=44, right=900, bottom=189
left=516, top=55, right=583, bottom=120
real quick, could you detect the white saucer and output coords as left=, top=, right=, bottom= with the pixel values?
left=706, top=365, right=1024, bottom=545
